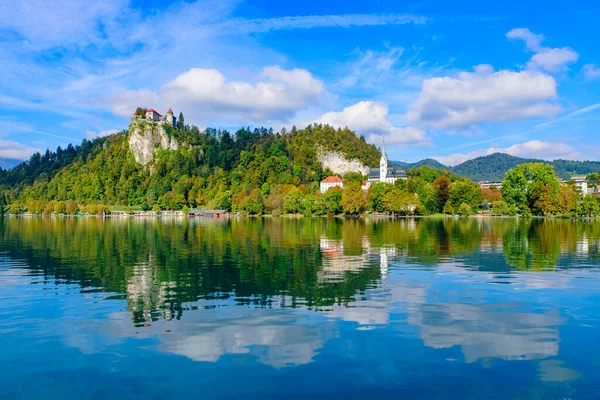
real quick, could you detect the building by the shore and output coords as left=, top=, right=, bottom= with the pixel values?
left=320, top=175, right=344, bottom=193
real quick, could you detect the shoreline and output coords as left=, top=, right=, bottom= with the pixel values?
left=4, top=213, right=598, bottom=221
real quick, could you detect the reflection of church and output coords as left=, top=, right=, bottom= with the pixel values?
left=318, top=235, right=397, bottom=281
left=126, top=257, right=177, bottom=322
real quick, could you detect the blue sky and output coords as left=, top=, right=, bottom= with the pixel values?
left=1, top=0, right=599, bottom=167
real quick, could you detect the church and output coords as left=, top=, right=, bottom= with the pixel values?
left=362, top=142, right=407, bottom=190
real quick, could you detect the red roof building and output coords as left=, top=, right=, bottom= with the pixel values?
left=321, top=176, right=344, bottom=183
left=320, top=176, right=344, bottom=193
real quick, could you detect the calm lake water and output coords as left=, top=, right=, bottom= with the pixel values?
left=1, top=217, right=600, bottom=399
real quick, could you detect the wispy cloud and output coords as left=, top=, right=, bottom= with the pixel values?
left=535, top=102, right=600, bottom=129
left=216, top=13, right=428, bottom=34
left=582, top=64, right=600, bottom=80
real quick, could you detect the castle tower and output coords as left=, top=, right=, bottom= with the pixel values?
left=380, top=138, right=388, bottom=182
left=165, top=108, right=176, bottom=128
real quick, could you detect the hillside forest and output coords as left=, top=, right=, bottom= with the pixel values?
left=0, top=113, right=599, bottom=218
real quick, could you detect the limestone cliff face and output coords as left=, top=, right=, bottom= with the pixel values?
left=318, top=151, right=369, bottom=176
left=128, top=119, right=179, bottom=166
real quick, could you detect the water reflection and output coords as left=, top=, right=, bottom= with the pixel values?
left=1, top=217, right=600, bottom=398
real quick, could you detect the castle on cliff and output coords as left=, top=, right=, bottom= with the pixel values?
left=133, top=108, right=177, bottom=128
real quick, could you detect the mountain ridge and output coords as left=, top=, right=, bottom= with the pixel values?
left=392, top=152, right=600, bottom=181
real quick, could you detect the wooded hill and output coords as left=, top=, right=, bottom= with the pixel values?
left=0, top=123, right=380, bottom=211
left=392, top=153, right=600, bottom=181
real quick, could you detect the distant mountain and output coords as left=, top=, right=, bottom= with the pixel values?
left=391, top=153, right=600, bottom=182
left=0, top=158, right=23, bottom=170
left=451, top=153, right=526, bottom=181
left=390, top=158, right=448, bottom=170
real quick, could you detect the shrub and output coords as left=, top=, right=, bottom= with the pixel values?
left=492, top=201, right=509, bottom=215
left=458, top=203, right=473, bottom=216
left=65, top=200, right=79, bottom=215
left=443, top=202, right=454, bottom=215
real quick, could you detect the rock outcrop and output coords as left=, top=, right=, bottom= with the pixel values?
left=318, top=151, right=370, bottom=176
left=128, top=119, right=179, bottom=166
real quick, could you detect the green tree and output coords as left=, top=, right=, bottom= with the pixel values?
left=177, top=112, right=185, bottom=131
left=492, top=201, right=509, bottom=215
left=433, top=176, right=452, bottom=212
left=501, top=163, right=560, bottom=215
left=450, top=180, right=483, bottom=210
left=283, top=187, right=304, bottom=214
left=458, top=203, right=473, bottom=216
left=340, top=183, right=368, bottom=215
left=443, top=202, right=454, bottom=215
left=10, top=200, right=26, bottom=214
left=383, top=188, right=421, bottom=215
left=321, top=187, right=343, bottom=215
left=369, top=182, right=394, bottom=212
left=577, top=195, right=600, bottom=217
left=557, top=184, right=580, bottom=215
left=55, top=201, right=67, bottom=214
left=65, top=200, right=79, bottom=215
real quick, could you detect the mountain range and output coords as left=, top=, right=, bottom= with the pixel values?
left=391, top=153, right=600, bottom=182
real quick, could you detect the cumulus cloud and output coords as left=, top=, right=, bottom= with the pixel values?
left=433, top=140, right=583, bottom=166
left=582, top=64, right=600, bottom=80
left=507, top=28, right=579, bottom=72
left=85, top=129, right=119, bottom=140
left=314, top=101, right=429, bottom=146
left=0, top=139, right=41, bottom=161
left=110, top=66, right=326, bottom=124
left=406, top=65, right=560, bottom=129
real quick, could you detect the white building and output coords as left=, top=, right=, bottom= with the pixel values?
left=320, top=176, right=344, bottom=193
left=479, top=181, right=503, bottom=189
left=145, top=108, right=162, bottom=121
left=165, top=108, right=177, bottom=128
left=364, top=141, right=407, bottom=189
left=571, top=176, right=590, bottom=194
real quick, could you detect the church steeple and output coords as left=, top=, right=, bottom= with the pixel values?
left=380, top=137, right=387, bottom=181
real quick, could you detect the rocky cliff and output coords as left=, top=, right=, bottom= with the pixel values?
left=128, top=119, right=179, bottom=166
left=318, top=151, right=370, bottom=176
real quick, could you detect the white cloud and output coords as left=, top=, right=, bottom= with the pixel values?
left=0, top=139, right=41, bottom=161
left=506, top=28, right=544, bottom=51
left=433, top=140, right=583, bottom=166
left=85, top=129, right=119, bottom=140
left=0, top=0, right=127, bottom=48
left=406, top=65, right=560, bottom=129
left=529, top=48, right=579, bottom=72
left=218, top=13, right=428, bottom=34
left=314, top=101, right=429, bottom=146
left=507, top=28, right=579, bottom=72
left=582, top=64, right=600, bottom=80
left=111, top=66, right=326, bottom=124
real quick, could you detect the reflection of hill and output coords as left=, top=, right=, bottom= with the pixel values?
left=1, top=217, right=599, bottom=326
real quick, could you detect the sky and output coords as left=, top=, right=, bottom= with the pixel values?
left=0, top=0, right=599, bottom=167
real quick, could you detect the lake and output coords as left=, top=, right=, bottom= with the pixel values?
left=1, top=216, right=599, bottom=399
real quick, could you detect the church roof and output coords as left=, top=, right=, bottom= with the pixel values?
left=167, top=108, right=173, bottom=114
left=368, top=167, right=407, bottom=180
left=321, top=176, right=344, bottom=183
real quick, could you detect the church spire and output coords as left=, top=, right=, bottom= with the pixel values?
left=380, top=136, right=388, bottom=181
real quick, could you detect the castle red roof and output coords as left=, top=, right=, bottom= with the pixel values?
left=167, top=108, right=173, bottom=114
left=321, top=176, right=343, bottom=183
left=146, top=108, right=162, bottom=116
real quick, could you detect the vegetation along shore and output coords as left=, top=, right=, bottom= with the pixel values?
left=1, top=109, right=599, bottom=219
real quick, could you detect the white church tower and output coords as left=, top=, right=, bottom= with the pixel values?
left=380, top=139, right=388, bottom=182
